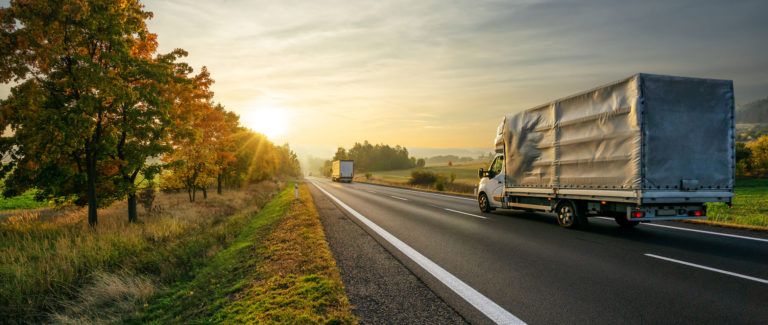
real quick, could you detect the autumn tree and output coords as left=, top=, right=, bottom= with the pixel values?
left=747, top=135, right=768, bottom=177
left=0, top=0, right=183, bottom=226
left=163, top=68, right=238, bottom=201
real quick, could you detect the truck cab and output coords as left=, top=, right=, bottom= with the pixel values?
left=477, top=154, right=505, bottom=211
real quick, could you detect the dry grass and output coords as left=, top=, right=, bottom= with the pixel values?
left=50, top=272, right=156, bottom=324
left=0, top=182, right=281, bottom=323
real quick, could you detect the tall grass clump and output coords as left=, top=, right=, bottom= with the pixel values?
left=0, top=182, right=281, bottom=323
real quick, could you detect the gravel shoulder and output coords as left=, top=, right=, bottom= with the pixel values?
left=309, top=184, right=466, bottom=324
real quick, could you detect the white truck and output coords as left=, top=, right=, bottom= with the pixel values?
left=477, top=73, right=734, bottom=228
left=332, top=160, right=354, bottom=183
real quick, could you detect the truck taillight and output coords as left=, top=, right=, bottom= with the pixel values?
left=688, top=210, right=704, bottom=217
left=631, top=211, right=645, bottom=218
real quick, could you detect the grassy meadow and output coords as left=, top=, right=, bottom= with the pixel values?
left=706, top=178, right=768, bottom=228
left=0, top=189, right=51, bottom=212
left=362, top=161, right=486, bottom=194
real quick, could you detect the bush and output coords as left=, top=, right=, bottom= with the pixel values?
left=365, top=172, right=372, bottom=180
left=409, top=170, right=437, bottom=185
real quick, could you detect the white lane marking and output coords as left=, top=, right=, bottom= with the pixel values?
left=312, top=181, right=525, bottom=325
left=359, top=183, right=476, bottom=201
left=366, top=190, right=378, bottom=194
left=644, top=254, right=768, bottom=285
left=444, top=208, right=488, bottom=220
left=389, top=195, right=409, bottom=201
left=595, top=217, right=768, bottom=243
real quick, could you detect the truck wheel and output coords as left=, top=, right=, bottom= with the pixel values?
left=556, top=200, right=587, bottom=228
left=478, top=193, right=493, bottom=213
left=614, top=215, right=639, bottom=228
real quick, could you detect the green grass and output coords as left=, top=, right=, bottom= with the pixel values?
left=706, top=178, right=768, bottom=228
left=134, top=183, right=354, bottom=324
left=0, top=189, right=50, bottom=210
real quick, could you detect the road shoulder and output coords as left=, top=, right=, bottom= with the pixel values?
left=309, top=182, right=466, bottom=324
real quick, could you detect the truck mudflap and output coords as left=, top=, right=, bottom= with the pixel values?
left=626, top=205, right=707, bottom=221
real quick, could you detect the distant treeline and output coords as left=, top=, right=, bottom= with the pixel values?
left=425, top=155, right=475, bottom=165
left=321, top=141, right=417, bottom=175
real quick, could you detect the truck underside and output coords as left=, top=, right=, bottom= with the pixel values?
left=479, top=188, right=728, bottom=228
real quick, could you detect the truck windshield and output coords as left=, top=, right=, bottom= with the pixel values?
left=490, top=156, right=503, bottom=174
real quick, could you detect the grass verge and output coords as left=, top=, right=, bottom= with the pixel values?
left=0, top=182, right=279, bottom=323
left=134, top=183, right=355, bottom=324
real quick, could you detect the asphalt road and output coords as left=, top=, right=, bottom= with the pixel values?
left=308, top=177, right=768, bottom=324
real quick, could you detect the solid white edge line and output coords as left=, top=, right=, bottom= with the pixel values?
left=444, top=208, right=488, bottom=219
left=644, top=253, right=768, bottom=285
left=594, top=217, right=768, bottom=243
left=389, top=195, right=409, bottom=201
left=311, top=181, right=525, bottom=325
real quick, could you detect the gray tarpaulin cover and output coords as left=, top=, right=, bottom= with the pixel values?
left=498, top=73, right=734, bottom=192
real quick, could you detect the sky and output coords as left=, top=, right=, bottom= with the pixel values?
left=2, top=0, right=768, bottom=157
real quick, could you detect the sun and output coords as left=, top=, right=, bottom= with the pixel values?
left=241, top=106, right=289, bottom=139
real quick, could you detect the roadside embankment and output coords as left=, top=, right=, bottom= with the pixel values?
left=135, top=183, right=355, bottom=323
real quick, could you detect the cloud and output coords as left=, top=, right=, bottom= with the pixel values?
left=2, top=0, right=767, bottom=150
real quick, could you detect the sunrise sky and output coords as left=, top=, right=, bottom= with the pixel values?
left=2, top=0, right=768, bottom=157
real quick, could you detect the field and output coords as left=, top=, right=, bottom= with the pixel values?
left=0, top=181, right=353, bottom=323
left=0, top=189, right=51, bottom=211
left=366, top=161, right=486, bottom=186
left=706, top=178, right=768, bottom=228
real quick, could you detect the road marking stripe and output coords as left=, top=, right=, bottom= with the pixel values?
left=389, top=195, right=409, bottom=201
left=644, top=253, right=768, bottom=284
left=444, top=208, right=488, bottom=219
left=312, top=181, right=525, bottom=325
left=595, top=217, right=768, bottom=243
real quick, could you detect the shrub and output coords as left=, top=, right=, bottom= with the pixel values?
left=409, top=170, right=437, bottom=185
left=365, top=172, right=372, bottom=180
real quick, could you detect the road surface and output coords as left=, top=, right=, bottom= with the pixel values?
left=309, top=177, right=768, bottom=324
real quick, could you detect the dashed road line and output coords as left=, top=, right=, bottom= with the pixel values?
left=645, top=253, right=768, bottom=284
left=595, top=217, right=768, bottom=243
left=444, top=208, right=488, bottom=219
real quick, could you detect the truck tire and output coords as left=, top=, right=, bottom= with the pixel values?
left=478, top=193, right=493, bottom=213
left=556, top=200, right=587, bottom=229
left=614, top=215, right=639, bottom=228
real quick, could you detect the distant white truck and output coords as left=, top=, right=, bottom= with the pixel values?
left=477, top=73, right=735, bottom=228
left=332, top=160, right=354, bottom=183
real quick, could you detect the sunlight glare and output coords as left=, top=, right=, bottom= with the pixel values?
left=242, top=106, right=289, bottom=139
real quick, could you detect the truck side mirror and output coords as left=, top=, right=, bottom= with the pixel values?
left=478, top=168, right=484, bottom=178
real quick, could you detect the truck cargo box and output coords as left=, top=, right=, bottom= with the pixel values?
left=495, top=73, right=734, bottom=204
left=332, top=160, right=354, bottom=183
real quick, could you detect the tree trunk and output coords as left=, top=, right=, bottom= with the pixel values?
left=127, top=192, right=138, bottom=223
left=191, top=187, right=196, bottom=202
left=86, top=151, right=98, bottom=228
left=187, top=188, right=193, bottom=202
left=217, top=172, right=223, bottom=195
left=202, top=186, right=207, bottom=199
